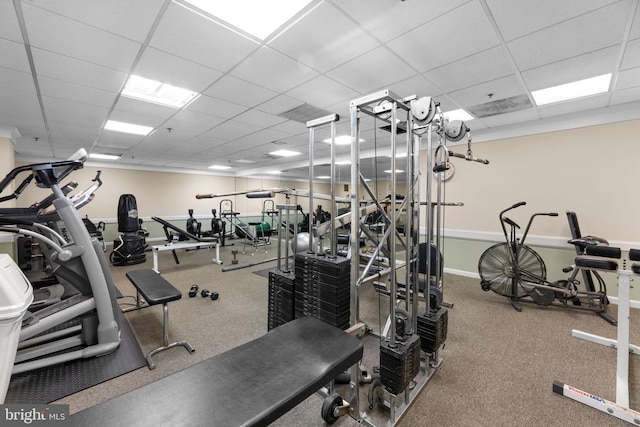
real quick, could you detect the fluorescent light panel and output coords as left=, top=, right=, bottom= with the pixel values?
left=122, top=75, right=200, bottom=108
left=89, top=153, right=120, bottom=160
left=323, top=135, right=364, bottom=146
left=532, top=73, right=612, bottom=106
left=209, top=165, right=232, bottom=170
left=269, top=149, right=300, bottom=157
left=183, top=0, right=313, bottom=40
left=104, top=120, right=153, bottom=136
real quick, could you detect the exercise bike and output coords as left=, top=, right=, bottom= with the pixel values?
left=478, top=202, right=615, bottom=324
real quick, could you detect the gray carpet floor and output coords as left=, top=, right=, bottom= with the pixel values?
left=52, top=239, right=638, bottom=426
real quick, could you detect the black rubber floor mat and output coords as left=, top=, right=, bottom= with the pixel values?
left=4, top=308, right=146, bottom=404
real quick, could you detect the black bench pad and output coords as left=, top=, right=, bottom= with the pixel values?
left=575, top=255, right=618, bottom=272
left=126, top=269, right=181, bottom=305
left=68, top=316, right=363, bottom=427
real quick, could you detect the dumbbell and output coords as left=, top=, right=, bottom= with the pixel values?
left=231, top=250, right=239, bottom=265
left=188, top=284, right=199, bottom=298
left=200, top=289, right=219, bottom=300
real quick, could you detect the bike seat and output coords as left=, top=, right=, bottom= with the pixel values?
left=568, top=236, right=608, bottom=248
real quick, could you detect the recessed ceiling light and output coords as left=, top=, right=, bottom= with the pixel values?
left=235, top=159, right=257, bottom=164
left=183, top=0, right=314, bottom=40
left=104, top=120, right=154, bottom=136
left=122, top=75, right=200, bottom=108
left=267, top=171, right=282, bottom=174
left=532, top=73, right=612, bottom=106
left=443, top=109, right=474, bottom=122
left=335, top=160, right=351, bottom=165
left=384, top=169, right=404, bottom=174
left=322, top=135, right=364, bottom=146
left=316, top=175, right=331, bottom=179
left=89, top=153, right=120, bottom=160
left=269, top=149, right=300, bottom=157
left=209, top=165, right=232, bottom=170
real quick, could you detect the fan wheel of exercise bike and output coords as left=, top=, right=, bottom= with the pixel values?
left=478, top=243, right=546, bottom=297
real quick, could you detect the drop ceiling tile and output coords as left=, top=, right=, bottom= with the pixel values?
left=230, top=47, right=319, bottom=93
left=108, top=108, right=167, bottom=129
left=38, top=77, right=116, bottom=108
left=447, top=75, right=527, bottom=108
left=187, top=95, right=247, bottom=119
left=0, top=87, right=43, bottom=129
left=333, top=0, right=472, bottom=42
left=286, top=75, right=359, bottom=109
left=113, top=96, right=178, bottom=120
left=326, top=47, right=416, bottom=94
left=22, top=3, right=141, bottom=72
left=233, top=109, right=288, bottom=128
left=149, top=2, right=258, bottom=72
left=0, top=68, right=36, bottom=93
left=208, top=119, right=263, bottom=140
left=424, top=46, right=515, bottom=93
left=522, top=46, right=620, bottom=90
left=29, top=0, right=165, bottom=42
left=32, top=48, right=127, bottom=93
left=133, top=47, right=223, bottom=93
left=611, top=86, right=640, bottom=105
left=0, top=39, right=31, bottom=73
left=387, top=1, right=498, bottom=72
left=204, top=75, right=278, bottom=108
left=508, top=2, right=629, bottom=71
left=621, top=38, right=640, bottom=70
left=268, top=2, right=379, bottom=73
left=486, top=0, right=620, bottom=41
left=268, top=120, right=307, bottom=136
left=163, top=110, right=227, bottom=137
left=630, top=2, right=640, bottom=40
left=255, top=95, right=305, bottom=115
left=41, top=96, right=109, bottom=128
left=616, top=66, right=640, bottom=90
left=0, top=1, right=22, bottom=42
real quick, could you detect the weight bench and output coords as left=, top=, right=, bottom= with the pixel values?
left=151, top=216, right=222, bottom=272
left=68, top=316, right=363, bottom=426
left=123, top=269, right=195, bottom=369
left=554, top=248, right=640, bottom=424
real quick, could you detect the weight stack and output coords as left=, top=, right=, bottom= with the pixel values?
left=294, top=251, right=350, bottom=329
left=379, top=334, right=421, bottom=395
left=417, top=307, right=448, bottom=353
left=268, top=270, right=296, bottom=330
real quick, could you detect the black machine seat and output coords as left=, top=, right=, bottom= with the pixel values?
left=125, top=269, right=194, bottom=369
left=69, top=316, right=363, bottom=426
left=575, top=255, right=619, bottom=272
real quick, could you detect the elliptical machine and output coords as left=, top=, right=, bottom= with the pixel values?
left=110, top=194, right=147, bottom=266
left=0, top=149, right=121, bottom=375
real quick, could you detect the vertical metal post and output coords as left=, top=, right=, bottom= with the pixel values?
left=388, top=100, right=397, bottom=347
left=330, top=119, right=337, bottom=257
left=308, top=126, right=315, bottom=253
left=349, top=102, right=360, bottom=327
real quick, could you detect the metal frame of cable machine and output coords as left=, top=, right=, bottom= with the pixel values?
left=349, top=89, right=440, bottom=426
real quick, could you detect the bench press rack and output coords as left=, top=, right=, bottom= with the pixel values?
left=553, top=248, right=640, bottom=424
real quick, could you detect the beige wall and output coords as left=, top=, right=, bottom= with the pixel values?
left=425, top=118, right=640, bottom=245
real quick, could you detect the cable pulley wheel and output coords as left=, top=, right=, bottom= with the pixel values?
left=443, top=120, right=469, bottom=142
left=410, top=96, right=436, bottom=124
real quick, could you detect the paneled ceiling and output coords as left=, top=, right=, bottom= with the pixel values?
left=1, top=0, right=639, bottom=182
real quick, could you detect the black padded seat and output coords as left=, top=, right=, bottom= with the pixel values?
left=125, top=269, right=194, bottom=369
left=575, top=255, right=618, bottom=272
left=68, top=316, right=363, bottom=427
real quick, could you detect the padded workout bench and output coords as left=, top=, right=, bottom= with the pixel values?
left=124, top=269, right=195, bottom=369
left=69, top=316, right=363, bottom=426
